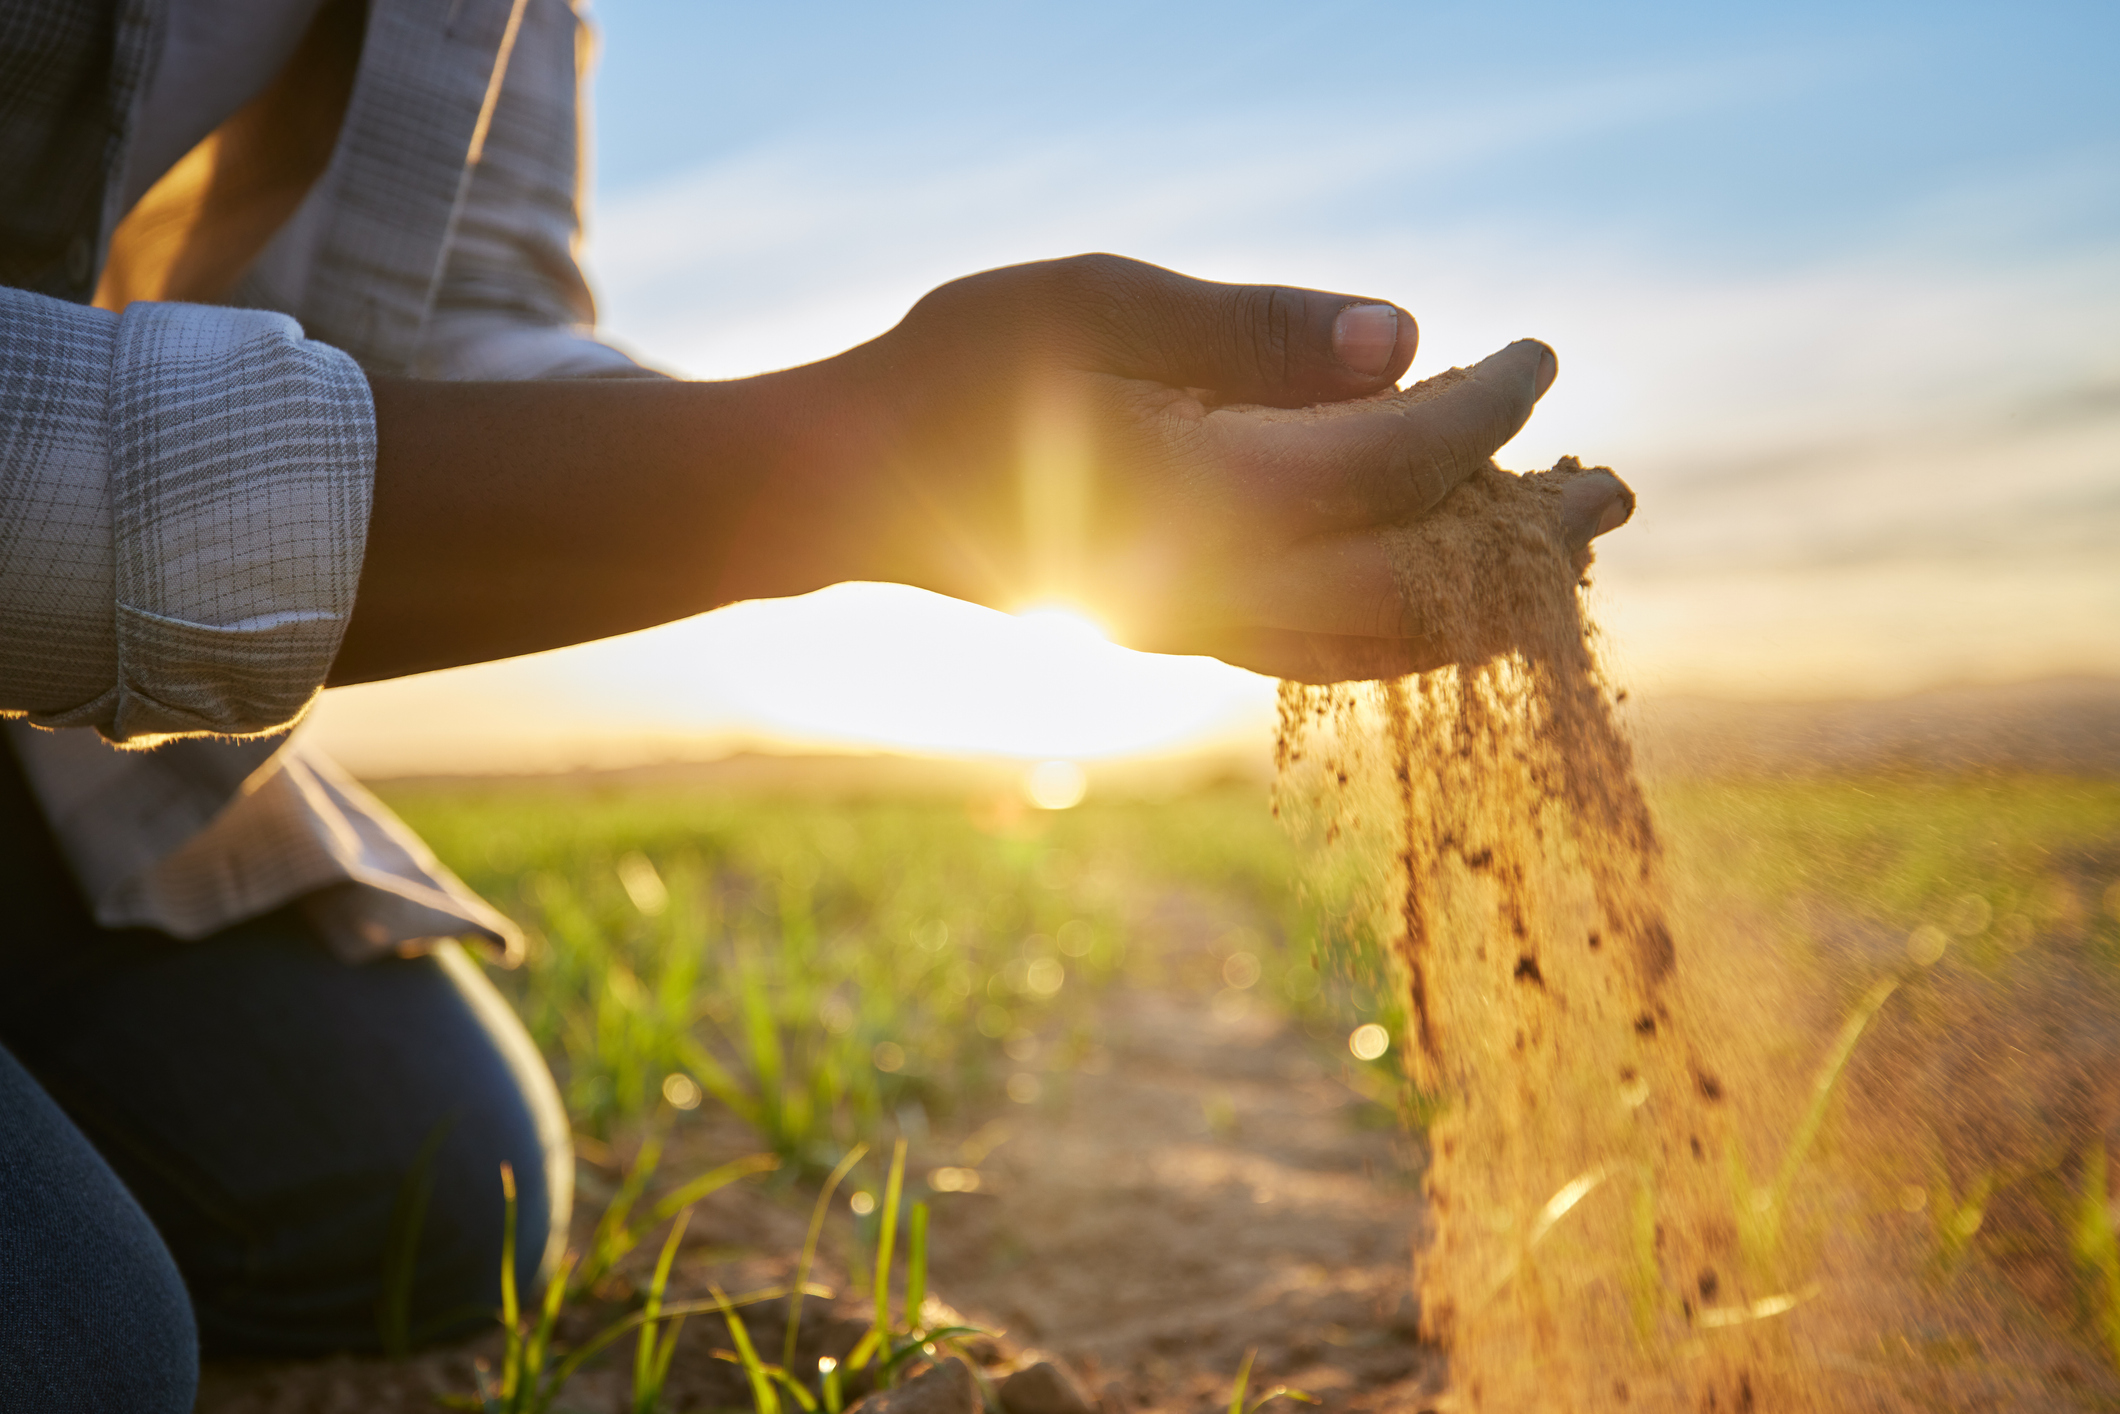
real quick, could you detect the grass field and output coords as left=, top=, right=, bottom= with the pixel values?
left=381, top=774, right=1400, bottom=1164
left=184, top=763, right=2120, bottom=1413
left=376, top=768, right=2120, bottom=1168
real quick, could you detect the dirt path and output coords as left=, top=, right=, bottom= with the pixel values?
left=925, top=979, right=1436, bottom=1410
left=195, top=888, right=1436, bottom=1413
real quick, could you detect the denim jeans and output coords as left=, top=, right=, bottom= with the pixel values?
left=0, top=739, right=572, bottom=1412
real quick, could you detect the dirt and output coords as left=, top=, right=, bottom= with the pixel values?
left=1275, top=386, right=1759, bottom=1408
left=921, top=892, right=1439, bottom=1411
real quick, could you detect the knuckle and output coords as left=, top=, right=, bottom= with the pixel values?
left=1377, top=426, right=1469, bottom=520
left=1044, top=253, right=1156, bottom=353
left=1429, top=425, right=1482, bottom=493
left=1395, top=392, right=1508, bottom=514
left=1047, top=252, right=1133, bottom=306
left=1229, top=286, right=1299, bottom=390
left=1461, top=367, right=1536, bottom=446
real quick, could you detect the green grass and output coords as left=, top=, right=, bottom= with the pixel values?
left=379, top=766, right=2120, bottom=1395
left=379, top=780, right=1402, bottom=1158
left=1654, top=774, right=2120, bottom=955
left=447, top=1133, right=981, bottom=1412
left=379, top=772, right=2120, bottom=1168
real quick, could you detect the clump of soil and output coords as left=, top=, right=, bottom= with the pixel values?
left=1274, top=368, right=2120, bottom=1409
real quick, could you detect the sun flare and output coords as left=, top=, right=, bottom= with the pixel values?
left=1010, top=603, right=1110, bottom=645
left=306, top=583, right=1277, bottom=775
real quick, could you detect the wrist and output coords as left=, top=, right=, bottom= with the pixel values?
left=707, top=340, right=905, bottom=603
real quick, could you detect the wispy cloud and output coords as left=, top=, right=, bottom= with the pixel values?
left=587, top=48, right=1840, bottom=378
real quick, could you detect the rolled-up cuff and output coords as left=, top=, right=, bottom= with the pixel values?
left=81, top=302, right=374, bottom=745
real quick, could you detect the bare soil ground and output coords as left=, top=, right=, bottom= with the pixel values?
left=194, top=886, right=1436, bottom=1414
left=922, top=889, right=1436, bottom=1412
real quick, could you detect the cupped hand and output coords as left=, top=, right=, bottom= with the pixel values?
left=730, top=254, right=1631, bottom=681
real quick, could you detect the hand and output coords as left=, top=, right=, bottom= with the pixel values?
left=730, top=254, right=1625, bottom=681
left=335, top=255, right=1630, bottom=689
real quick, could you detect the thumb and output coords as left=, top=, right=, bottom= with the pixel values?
left=1075, top=257, right=1417, bottom=406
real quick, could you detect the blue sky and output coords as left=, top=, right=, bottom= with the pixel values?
left=587, top=0, right=2117, bottom=263
left=312, top=0, right=2120, bottom=773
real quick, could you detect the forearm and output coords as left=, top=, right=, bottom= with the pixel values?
left=327, top=254, right=1625, bottom=694
left=327, top=361, right=874, bottom=685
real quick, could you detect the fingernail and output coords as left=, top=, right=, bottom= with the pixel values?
left=1332, top=304, right=1402, bottom=378
left=1560, top=471, right=1634, bottom=549
left=1532, top=342, right=1558, bottom=399
left=1474, top=338, right=1556, bottom=398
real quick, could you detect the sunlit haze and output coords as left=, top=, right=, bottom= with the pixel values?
left=305, top=0, right=2118, bottom=776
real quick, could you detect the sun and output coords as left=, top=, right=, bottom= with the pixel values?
left=1010, top=602, right=1111, bottom=645
left=305, top=584, right=1278, bottom=775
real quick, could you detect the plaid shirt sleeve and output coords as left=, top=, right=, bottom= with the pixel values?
left=0, top=286, right=375, bottom=745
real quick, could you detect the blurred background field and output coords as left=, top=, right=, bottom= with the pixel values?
left=379, top=763, right=1398, bottom=1159
left=372, top=686, right=2120, bottom=1174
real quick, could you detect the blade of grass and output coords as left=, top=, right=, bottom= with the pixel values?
left=634, top=1207, right=694, bottom=1414
left=1227, top=1348, right=1255, bottom=1414
left=1933, top=1170, right=1997, bottom=1273
left=645, top=1316, right=689, bottom=1414
left=2075, top=1143, right=2120, bottom=1372
left=960, top=1354, right=1001, bottom=1414
left=736, top=944, right=786, bottom=1146
left=871, top=1139, right=908, bottom=1357
left=648, top=1152, right=781, bottom=1223
left=574, top=1132, right=664, bottom=1296
left=522, top=1249, right=578, bottom=1414
left=875, top=1326, right=986, bottom=1380
left=576, top=1150, right=774, bottom=1307
left=541, top=1282, right=833, bottom=1398
left=377, top=1112, right=458, bottom=1358
left=499, top=1163, right=523, bottom=1407
left=709, top=1282, right=781, bottom=1414
left=1763, top=972, right=1903, bottom=1249
left=676, top=1035, right=763, bottom=1131
left=766, top=1366, right=821, bottom=1413
left=786, top=1144, right=869, bottom=1371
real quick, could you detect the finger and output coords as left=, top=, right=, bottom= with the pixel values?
left=1122, top=534, right=1430, bottom=653
left=1223, top=533, right=1420, bottom=640
left=1047, top=253, right=1417, bottom=405
left=1558, top=467, right=1635, bottom=556
left=1209, top=338, right=1557, bottom=533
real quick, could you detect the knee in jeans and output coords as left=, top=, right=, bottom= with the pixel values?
left=0, top=1050, right=198, bottom=1411
left=55, top=1277, right=198, bottom=1414
left=0, top=1196, right=198, bottom=1414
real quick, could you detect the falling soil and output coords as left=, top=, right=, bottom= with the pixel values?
left=1271, top=369, right=2120, bottom=1410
